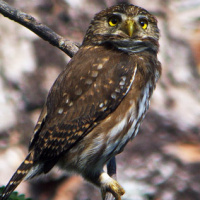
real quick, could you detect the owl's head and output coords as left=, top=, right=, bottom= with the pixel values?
left=83, top=3, right=160, bottom=53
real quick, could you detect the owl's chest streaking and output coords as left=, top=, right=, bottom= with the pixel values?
left=59, top=48, right=159, bottom=171
left=98, top=74, right=154, bottom=159
left=63, top=80, right=153, bottom=172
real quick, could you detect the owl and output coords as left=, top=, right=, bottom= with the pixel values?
left=0, top=3, right=161, bottom=200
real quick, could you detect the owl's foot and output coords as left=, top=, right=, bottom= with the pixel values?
left=100, top=172, right=125, bottom=200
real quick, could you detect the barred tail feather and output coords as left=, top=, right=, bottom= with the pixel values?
left=0, top=153, right=34, bottom=200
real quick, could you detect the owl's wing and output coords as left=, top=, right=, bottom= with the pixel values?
left=29, top=46, right=137, bottom=166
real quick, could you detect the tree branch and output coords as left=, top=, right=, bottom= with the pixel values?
left=0, top=1, right=117, bottom=199
left=0, top=0, right=79, bottom=58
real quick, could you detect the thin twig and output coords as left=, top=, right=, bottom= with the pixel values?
left=0, top=1, right=117, bottom=199
left=0, top=0, right=79, bottom=58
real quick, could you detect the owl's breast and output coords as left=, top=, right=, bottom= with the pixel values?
left=58, top=76, right=153, bottom=173
left=103, top=79, right=153, bottom=156
left=57, top=51, right=157, bottom=172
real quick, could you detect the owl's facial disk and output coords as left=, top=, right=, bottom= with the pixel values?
left=106, top=13, right=152, bottom=40
left=83, top=4, right=159, bottom=53
left=89, top=12, right=158, bottom=42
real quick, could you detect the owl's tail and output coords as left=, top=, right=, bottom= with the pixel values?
left=0, top=153, right=35, bottom=200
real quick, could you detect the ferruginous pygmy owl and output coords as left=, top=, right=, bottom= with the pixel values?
left=0, top=3, right=161, bottom=200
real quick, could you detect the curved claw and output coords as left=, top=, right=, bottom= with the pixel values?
left=100, top=172, right=125, bottom=200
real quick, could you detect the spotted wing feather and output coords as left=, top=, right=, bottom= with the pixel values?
left=30, top=45, right=137, bottom=167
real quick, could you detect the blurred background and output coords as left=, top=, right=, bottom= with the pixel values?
left=0, top=0, right=200, bottom=199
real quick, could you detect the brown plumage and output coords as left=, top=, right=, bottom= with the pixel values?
left=0, top=3, right=161, bottom=200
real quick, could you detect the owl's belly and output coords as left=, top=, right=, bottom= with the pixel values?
left=59, top=81, right=152, bottom=173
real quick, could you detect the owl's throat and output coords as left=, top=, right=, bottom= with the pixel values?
left=107, top=38, right=159, bottom=54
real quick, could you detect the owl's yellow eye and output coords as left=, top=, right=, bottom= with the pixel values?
left=139, top=18, right=148, bottom=30
left=108, top=16, right=119, bottom=27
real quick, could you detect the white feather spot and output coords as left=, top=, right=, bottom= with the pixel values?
left=85, top=79, right=93, bottom=85
left=97, top=64, right=103, bottom=70
left=99, top=103, right=104, bottom=108
left=111, top=92, right=117, bottom=99
left=69, top=102, right=73, bottom=107
left=115, top=88, right=120, bottom=93
left=58, top=108, right=63, bottom=114
left=119, top=80, right=125, bottom=86
left=91, top=70, right=98, bottom=77
left=66, top=98, right=69, bottom=104
left=121, top=76, right=127, bottom=81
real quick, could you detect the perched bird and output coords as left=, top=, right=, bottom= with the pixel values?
left=0, top=3, right=161, bottom=200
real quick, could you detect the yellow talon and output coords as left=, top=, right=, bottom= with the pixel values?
left=100, top=172, right=125, bottom=200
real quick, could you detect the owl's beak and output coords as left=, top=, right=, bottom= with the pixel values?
left=125, top=20, right=135, bottom=37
